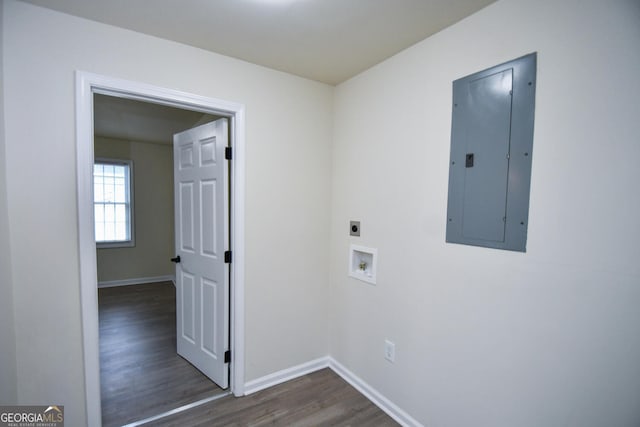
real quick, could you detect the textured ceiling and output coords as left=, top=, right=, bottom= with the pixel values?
left=19, top=0, right=496, bottom=85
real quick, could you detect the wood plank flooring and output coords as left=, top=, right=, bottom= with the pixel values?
left=145, top=368, right=399, bottom=427
left=100, top=282, right=399, bottom=426
left=98, top=282, right=225, bottom=427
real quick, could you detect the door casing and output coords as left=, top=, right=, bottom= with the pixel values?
left=75, top=71, right=246, bottom=427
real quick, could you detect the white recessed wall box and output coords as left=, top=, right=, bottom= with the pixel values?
left=349, top=244, right=377, bottom=285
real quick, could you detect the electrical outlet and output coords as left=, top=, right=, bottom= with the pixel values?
left=384, top=339, right=395, bottom=363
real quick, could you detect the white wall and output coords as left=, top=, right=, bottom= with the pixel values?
left=2, top=1, right=332, bottom=424
left=94, top=137, right=175, bottom=283
left=330, top=0, right=640, bottom=426
left=0, top=0, right=18, bottom=404
left=4, top=0, right=640, bottom=425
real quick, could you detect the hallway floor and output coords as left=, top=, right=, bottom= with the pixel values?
left=98, top=282, right=225, bottom=427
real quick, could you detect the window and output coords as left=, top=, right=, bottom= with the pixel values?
left=94, top=159, right=134, bottom=248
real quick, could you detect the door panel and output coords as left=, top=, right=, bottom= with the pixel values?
left=174, top=118, right=229, bottom=389
left=181, top=271, right=196, bottom=343
left=200, top=180, right=217, bottom=257
left=462, top=69, right=513, bottom=242
left=179, top=182, right=195, bottom=252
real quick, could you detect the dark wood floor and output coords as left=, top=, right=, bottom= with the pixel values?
left=145, top=368, right=399, bottom=427
left=98, top=282, right=224, bottom=427
left=100, top=282, right=398, bottom=426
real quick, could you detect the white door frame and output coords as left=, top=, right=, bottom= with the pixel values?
left=75, top=71, right=245, bottom=427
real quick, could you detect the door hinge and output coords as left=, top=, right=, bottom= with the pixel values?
left=224, top=250, right=232, bottom=263
left=224, top=350, right=231, bottom=364
left=225, top=147, right=232, bottom=160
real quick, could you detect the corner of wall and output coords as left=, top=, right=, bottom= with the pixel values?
left=0, top=0, right=19, bottom=404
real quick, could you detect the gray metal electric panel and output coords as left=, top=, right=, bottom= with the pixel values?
left=446, top=53, right=536, bottom=252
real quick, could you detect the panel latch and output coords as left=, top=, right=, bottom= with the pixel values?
left=465, top=153, right=474, bottom=168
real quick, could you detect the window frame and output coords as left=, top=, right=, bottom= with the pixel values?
left=93, top=158, right=135, bottom=249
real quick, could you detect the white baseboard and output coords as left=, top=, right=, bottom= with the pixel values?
left=242, top=356, right=422, bottom=427
left=328, top=358, right=423, bottom=427
left=244, top=357, right=330, bottom=395
left=97, top=275, right=176, bottom=288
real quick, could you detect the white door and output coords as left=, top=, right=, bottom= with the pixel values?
left=173, top=118, right=229, bottom=388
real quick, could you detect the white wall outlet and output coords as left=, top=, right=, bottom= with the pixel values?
left=384, top=339, right=395, bottom=363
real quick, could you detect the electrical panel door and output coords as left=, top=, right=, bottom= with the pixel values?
left=446, top=53, right=536, bottom=252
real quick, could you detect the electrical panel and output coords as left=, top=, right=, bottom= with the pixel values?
left=446, top=53, right=536, bottom=252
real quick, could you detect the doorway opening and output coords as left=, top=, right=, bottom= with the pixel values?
left=76, top=72, right=246, bottom=427
left=92, top=94, right=230, bottom=426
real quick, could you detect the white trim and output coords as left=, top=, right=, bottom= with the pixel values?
left=229, top=108, right=246, bottom=397
left=75, top=70, right=101, bottom=427
left=97, top=275, right=176, bottom=288
left=75, top=71, right=246, bottom=426
left=121, top=390, right=232, bottom=427
left=244, top=357, right=330, bottom=395
left=328, top=358, right=424, bottom=427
